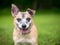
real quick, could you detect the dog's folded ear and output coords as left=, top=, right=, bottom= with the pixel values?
left=26, top=8, right=35, bottom=16
left=11, top=4, right=19, bottom=17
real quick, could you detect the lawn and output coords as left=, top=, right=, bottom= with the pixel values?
left=0, top=8, right=60, bottom=45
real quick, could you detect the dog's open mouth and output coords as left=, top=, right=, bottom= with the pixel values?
left=20, top=28, right=30, bottom=34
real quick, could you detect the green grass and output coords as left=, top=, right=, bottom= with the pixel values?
left=0, top=9, right=60, bottom=45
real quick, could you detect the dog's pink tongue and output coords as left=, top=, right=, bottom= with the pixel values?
left=21, top=30, right=26, bottom=34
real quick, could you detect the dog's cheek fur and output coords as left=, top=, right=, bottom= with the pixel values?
left=26, top=20, right=32, bottom=29
left=14, top=19, right=19, bottom=28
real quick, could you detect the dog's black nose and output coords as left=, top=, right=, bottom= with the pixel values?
left=22, top=24, right=26, bottom=29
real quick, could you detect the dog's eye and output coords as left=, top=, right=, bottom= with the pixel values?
left=26, top=18, right=31, bottom=22
left=17, top=18, right=21, bottom=22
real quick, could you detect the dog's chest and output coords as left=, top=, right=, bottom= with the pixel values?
left=19, top=39, right=31, bottom=45
left=17, top=36, right=34, bottom=45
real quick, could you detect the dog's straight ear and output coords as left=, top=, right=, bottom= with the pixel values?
left=26, top=8, right=35, bottom=16
left=11, top=4, right=19, bottom=17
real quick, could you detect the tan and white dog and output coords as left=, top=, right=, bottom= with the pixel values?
left=11, top=4, right=38, bottom=45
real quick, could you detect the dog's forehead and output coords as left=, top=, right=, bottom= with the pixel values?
left=21, top=12, right=26, bottom=18
left=16, top=12, right=31, bottom=18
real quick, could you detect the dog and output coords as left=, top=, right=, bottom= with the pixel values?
left=11, top=4, right=38, bottom=45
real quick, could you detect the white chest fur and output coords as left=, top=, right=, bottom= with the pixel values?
left=14, top=36, right=35, bottom=45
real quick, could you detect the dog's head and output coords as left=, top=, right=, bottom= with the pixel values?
left=11, top=4, right=35, bottom=34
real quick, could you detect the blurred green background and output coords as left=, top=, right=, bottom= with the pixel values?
left=0, top=0, right=60, bottom=45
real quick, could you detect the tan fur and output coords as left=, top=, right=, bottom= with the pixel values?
left=11, top=4, right=38, bottom=45
left=13, top=12, right=38, bottom=45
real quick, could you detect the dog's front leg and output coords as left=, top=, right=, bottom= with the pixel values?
left=31, top=42, right=38, bottom=45
left=14, top=39, right=23, bottom=45
left=29, top=38, right=38, bottom=45
left=32, top=43, right=38, bottom=45
left=15, top=43, right=18, bottom=45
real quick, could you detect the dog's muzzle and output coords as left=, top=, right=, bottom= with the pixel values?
left=16, top=24, right=31, bottom=35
